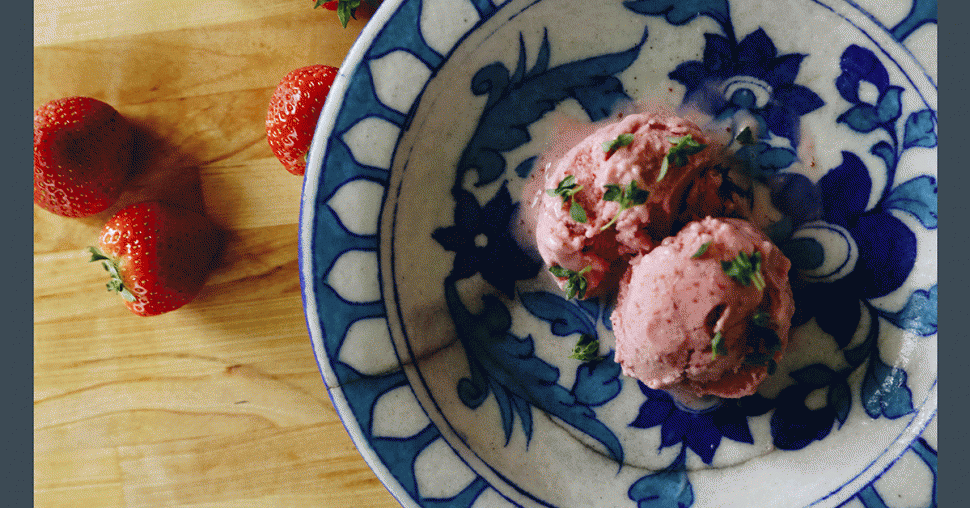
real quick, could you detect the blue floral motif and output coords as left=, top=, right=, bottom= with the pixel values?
left=425, top=3, right=936, bottom=504
left=519, top=291, right=623, bottom=405
left=627, top=0, right=821, bottom=182
left=431, top=28, right=649, bottom=467
left=784, top=45, right=938, bottom=341
left=456, top=28, right=647, bottom=187
left=610, top=6, right=936, bottom=458
left=668, top=27, right=824, bottom=146
left=445, top=280, right=624, bottom=463
left=432, top=184, right=540, bottom=298
left=630, top=382, right=756, bottom=464
left=734, top=141, right=797, bottom=179
left=766, top=44, right=937, bottom=450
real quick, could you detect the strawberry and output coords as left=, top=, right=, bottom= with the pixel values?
left=314, top=0, right=379, bottom=27
left=34, top=96, right=134, bottom=217
left=265, top=64, right=338, bottom=176
left=89, top=201, right=221, bottom=316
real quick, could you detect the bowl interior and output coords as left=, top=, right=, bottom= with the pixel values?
left=301, top=1, right=937, bottom=507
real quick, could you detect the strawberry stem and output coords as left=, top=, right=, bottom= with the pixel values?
left=88, top=246, right=136, bottom=302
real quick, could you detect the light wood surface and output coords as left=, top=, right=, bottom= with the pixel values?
left=34, top=1, right=398, bottom=506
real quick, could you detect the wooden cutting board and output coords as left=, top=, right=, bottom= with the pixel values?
left=33, top=1, right=398, bottom=506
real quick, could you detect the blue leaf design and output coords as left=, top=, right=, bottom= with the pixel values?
left=512, top=389, right=534, bottom=444
left=572, top=356, right=622, bottom=406
left=457, top=377, right=488, bottom=409
left=820, top=151, right=872, bottom=225
left=520, top=291, right=597, bottom=337
left=844, top=307, right=879, bottom=367
left=628, top=447, right=694, bottom=508
left=576, top=297, right=601, bottom=320
left=736, top=142, right=797, bottom=178
left=447, top=281, right=624, bottom=463
left=789, top=363, right=838, bottom=388
left=514, top=156, right=537, bottom=178
left=829, top=378, right=852, bottom=427
left=491, top=379, right=516, bottom=444
left=571, top=76, right=630, bottom=122
left=877, top=285, right=938, bottom=336
left=876, top=86, right=904, bottom=124
left=760, top=145, right=797, bottom=171
left=624, top=0, right=731, bottom=35
left=602, top=300, right=615, bottom=331
left=837, top=103, right=881, bottom=133
left=457, top=28, right=647, bottom=186
left=903, top=109, right=938, bottom=149
left=884, top=175, right=937, bottom=229
left=861, top=354, right=915, bottom=419
left=869, top=140, right=895, bottom=172
left=852, top=211, right=917, bottom=299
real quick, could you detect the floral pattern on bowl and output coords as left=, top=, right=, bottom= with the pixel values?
left=299, top=1, right=937, bottom=506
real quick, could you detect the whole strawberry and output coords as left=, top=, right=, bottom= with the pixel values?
left=265, top=64, right=338, bottom=176
left=89, top=201, right=221, bottom=316
left=34, top=96, right=134, bottom=217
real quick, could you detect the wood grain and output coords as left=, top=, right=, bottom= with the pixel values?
left=34, top=2, right=399, bottom=506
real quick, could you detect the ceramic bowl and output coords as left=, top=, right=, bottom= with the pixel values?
left=299, top=1, right=937, bottom=506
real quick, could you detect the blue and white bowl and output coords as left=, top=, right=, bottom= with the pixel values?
left=299, top=1, right=937, bottom=506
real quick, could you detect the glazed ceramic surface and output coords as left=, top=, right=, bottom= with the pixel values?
left=299, top=1, right=937, bottom=506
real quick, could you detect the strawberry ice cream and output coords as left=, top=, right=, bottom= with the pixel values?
left=535, top=112, right=742, bottom=297
left=610, top=217, right=794, bottom=398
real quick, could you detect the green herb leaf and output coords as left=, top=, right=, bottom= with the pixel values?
left=602, top=183, right=623, bottom=202
left=599, top=181, right=650, bottom=231
left=548, top=265, right=570, bottom=278
left=711, top=331, right=727, bottom=358
left=569, top=334, right=602, bottom=361
left=658, top=134, right=707, bottom=181
left=549, top=265, right=592, bottom=299
left=625, top=180, right=650, bottom=204
left=691, top=241, right=712, bottom=259
left=735, top=126, right=756, bottom=145
left=569, top=200, right=587, bottom=223
left=547, top=175, right=586, bottom=223
left=721, top=250, right=765, bottom=290
left=601, top=133, right=634, bottom=153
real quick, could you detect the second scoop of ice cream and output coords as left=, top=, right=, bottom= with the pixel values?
left=610, top=217, right=795, bottom=398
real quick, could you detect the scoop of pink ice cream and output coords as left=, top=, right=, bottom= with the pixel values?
left=610, top=217, right=794, bottom=398
left=535, top=112, right=741, bottom=297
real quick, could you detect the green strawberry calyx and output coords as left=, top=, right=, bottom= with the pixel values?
left=88, top=246, right=136, bottom=302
